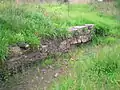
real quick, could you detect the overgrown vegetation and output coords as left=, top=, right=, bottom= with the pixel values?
left=50, top=2, right=120, bottom=90
left=0, top=2, right=69, bottom=62
left=0, top=1, right=119, bottom=62
left=0, top=1, right=120, bottom=90
left=44, top=3, right=119, bottom=43
left=52, top=43, right=120, bottom=90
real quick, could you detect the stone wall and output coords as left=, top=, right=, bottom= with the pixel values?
left=6, top=24, right=94, bottom=72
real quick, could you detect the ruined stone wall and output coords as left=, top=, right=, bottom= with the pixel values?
left=6, top=24, right=94, bottom=72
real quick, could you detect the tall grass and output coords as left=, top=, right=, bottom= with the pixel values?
left=52, top=43, right=120, bottom=90
left=74, top=45, right=120, bottom=90
left=44, top=3, right=120, bottom=45
left=44, top=4, right=119, bottom=36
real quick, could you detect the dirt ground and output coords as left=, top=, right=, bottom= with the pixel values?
left=0, top=54, right=71, bottom=90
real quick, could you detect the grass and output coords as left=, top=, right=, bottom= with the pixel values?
left=46, top=3, right=120, bottom=89
left=41, top=57, right=54, bottom=67
left=0, top=2, right=69, bottom=62
left=51, top=42, right=120, bottom=90
left=44, top=3, right=119, bottom=35
left=44, top=3, right=120, bottom=45
left=0, top=2, right=120, bottom=89
left=0, top=1, right=119, bottom=62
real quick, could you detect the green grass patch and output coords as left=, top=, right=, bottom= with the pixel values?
left=52, top=77, right=74, bottom=90
left=44, top=4, right=119, bottom=35
left=51, top=43, right=120, bottom=90
left=41, top=58, right=54, bottom=67
left=0, top=2, right=69, bottom=62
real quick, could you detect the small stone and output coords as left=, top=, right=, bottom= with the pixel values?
left=41, top=77, right=44, bottom=80
left=48, top=65, right=54, bottom=69
left=59, top=40, right=67, bottom=48
left=71, top=38, right=78, bottom=44
left=31, top=79, right=34, bottom=82
left=43, top=87, right=47, bottom=90
left=54, top=73, right=59, bottom=78
left=36, top=76, right=38, bottom=79
left=61, top=40, right=67, bottom=45
left=45, top=80, right=50, bottom=84
left=41, top=45, right=48, bottom=52
left=23, top=55, right=27, bottom=58
left=81, top=36, right=89, bottom=43
left=41, top=45, right=48, bottom=48
left=17, top=42, right=29, bottom=49
left=30, top=59, right=33, bottom=61
left=77, top=38, right=81, bottom=43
